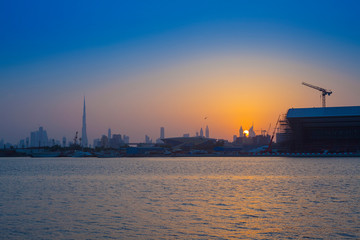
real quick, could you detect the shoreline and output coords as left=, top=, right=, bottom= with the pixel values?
left=1, top=151, right=360, bottom=158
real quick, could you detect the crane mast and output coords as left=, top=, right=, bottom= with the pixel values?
left=302, top=82, right=332, bottom=107
left=74, top=131, right=78, bottom=145
left=267, top=115, right=280, bottom=153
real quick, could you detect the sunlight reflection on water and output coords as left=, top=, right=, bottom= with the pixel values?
left=0, top=157, right=359, bottom=239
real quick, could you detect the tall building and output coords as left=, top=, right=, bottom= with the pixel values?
left=110, top=134, right=123, bottom=148
left=239, top=126, right=244, bottom=137
left=30, top=127, right=49, bottom=147
left=160, top=127, right=165, bottom=139
left=108, top=128, right=111, bottom=140
left=93, top=138, right=100, bottom=148
left=30, top=131, right=37, bottom=147
left=145, top=135, right=152, bottom=144
left=156, top=127, right=165, bottom=144
left=249, top=125, right=256, bottom=137
left=19, top=139, right=25, bottom=148
left=123, top=135, right=130, bottom=144
left=205, top=125, right=209, bottom=138
left=200, top=128, right=204, bottom=137
left=39, top=127, right=48, bottom=146
left=81, top=97, right=88, bottom=147
left=100, top=135, right=108, bottom=148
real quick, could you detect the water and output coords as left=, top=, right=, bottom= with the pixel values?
left=0, top=157, right=359, bottom=239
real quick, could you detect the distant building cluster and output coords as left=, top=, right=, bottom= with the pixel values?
left=93, top=128, right=130, bottom=149
left=0, top=120, right=213, bottom=150
left=30, top=127, right=48, bottom=147
left=10, top=126, right=63, bottom=149
left=231, top=124, right=270, bottom=152
left=0, top=97, right=270, bottom=155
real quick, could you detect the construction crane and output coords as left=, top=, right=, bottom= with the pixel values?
left=267, top=123, right=271, bottom=136
left=302, top=82, right=332, bottom=107
left=267, top=115, right=280, bottom=152
left=73, top=131, right=78, bottom=145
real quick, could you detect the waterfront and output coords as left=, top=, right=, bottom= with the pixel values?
left=0, top=157, right=359, bottom=239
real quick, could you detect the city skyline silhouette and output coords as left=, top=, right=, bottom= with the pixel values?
left=1, top=1, right=360, bottom=144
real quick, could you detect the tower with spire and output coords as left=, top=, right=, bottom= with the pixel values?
left=81, top=97, right=88, bottom=147
left=249, top=124, right=256, bottom=138
left=200, top=128, right=204, bottom=137
left=205, top=125, right=209, bottom=138
left=239, top=126, right=244, bottom=137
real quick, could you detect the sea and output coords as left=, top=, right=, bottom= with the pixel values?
left=0, top=157, right=359, bottom=239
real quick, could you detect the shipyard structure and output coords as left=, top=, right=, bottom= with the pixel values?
left=277, top=106, right=360, bottom=153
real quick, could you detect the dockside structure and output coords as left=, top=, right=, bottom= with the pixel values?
left=277, top=106, right=360, bottom=153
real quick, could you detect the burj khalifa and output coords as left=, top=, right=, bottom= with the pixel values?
left=82, top=97, right=88, bottom=147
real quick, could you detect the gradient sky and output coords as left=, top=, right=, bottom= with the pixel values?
left=1, top=0, right=360, bottom=144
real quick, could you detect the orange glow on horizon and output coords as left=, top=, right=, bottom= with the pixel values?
left=82, top=53, right=354, bottom=142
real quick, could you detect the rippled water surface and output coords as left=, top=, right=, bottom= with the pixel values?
left=1, top=157, right=359, bottom=239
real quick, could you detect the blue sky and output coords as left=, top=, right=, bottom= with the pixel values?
left=1, top=0, right=360, bottom=144
left=2, top=0, right=360, bottom=67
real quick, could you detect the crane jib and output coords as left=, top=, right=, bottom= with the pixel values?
left=302, top=82, right=332, bottom=108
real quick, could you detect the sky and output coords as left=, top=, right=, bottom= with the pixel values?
left=1, top=0, right=360, bottom=144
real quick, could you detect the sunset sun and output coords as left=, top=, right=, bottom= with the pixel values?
left=243, top=130, right=249, bottom=137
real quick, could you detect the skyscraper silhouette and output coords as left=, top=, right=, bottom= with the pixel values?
left=205, top=125, right=209, bottom=138
left=81, top=97, right=88, bottom=147
left=249, top=124, right=256, bottom=138
left=108, top=128, right=111, bottom=140
left=160, top=127, right=165, bottom=139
